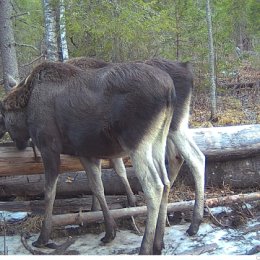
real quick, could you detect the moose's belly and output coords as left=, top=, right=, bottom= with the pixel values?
left=61, top=128, right=127, bottom=159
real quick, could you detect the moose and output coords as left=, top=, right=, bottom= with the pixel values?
left=66, top=57, right=206, bottom=236
left=0, top=61, right=175, bottom=255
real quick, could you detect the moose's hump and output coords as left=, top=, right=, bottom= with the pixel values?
left=30, top=61, right=82, bottom=83
left=2, top=62, right=83, bottom=111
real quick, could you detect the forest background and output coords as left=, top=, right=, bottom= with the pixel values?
left=0, top=0, right=259, bottom=127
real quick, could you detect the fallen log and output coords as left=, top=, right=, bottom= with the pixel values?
left=0, top=124, right=259, bottom=177
left=0, top=195, right=142, bottom=214
left=1, top=152, right=260, bottom=198
left=219, top=81, right=259, bottom=89
left=191, top=124, right=260, bottom=161
left=0, top=145, right=132, bottom=177
left=0, top=125, right=260, bottom=198
left=51, top=192, right=260, bottom=226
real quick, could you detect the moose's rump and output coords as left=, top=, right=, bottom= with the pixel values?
left=27, top=62, right=175, bottom=158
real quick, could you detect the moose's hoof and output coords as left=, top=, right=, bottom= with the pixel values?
left=153, top=240, right=165, bottom=255
left=100, top=229, right=116, bottom=244
left=186, top=224, right=199, bottom=236
left=32, top=240, right=46, bottom=248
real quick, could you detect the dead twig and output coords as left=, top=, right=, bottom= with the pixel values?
left=21, top=55, right=44, bottom=67
left=205, top=205, right=229, bottom=228
left=130, top=216, right=142, bottom=235
left=14, top=43, right=39, bottom=52
left=242, top=202, right=255, bottom=218
left=21, top=232, right=77, bottom=255
left=11, top=12, right=29, bottom=19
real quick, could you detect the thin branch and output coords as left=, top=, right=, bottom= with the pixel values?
left=130, top=216, right=142, bottom=235
left=11, top=12, right=29, bottom=19
left=14, top=43, right=39, bottom=52
left=21, top=55, right=44, bottom=67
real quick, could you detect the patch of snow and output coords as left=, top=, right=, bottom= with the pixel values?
left=0, top=211, right=259, bottom=256
left=0, top=211, right=28, bottom=222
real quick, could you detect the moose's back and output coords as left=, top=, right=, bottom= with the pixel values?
left=26, top=62, right=175, bottom=158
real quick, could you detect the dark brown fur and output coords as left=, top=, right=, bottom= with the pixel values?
left=66, top=57, right=109, bottom=70
left=2, top=62, right=80, bottom=111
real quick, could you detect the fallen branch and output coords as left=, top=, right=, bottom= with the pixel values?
left=52, top=192, right=260, bottom=227
left=205, top=205, right=228, bottom=228
left=21, top=232, right=78, bottom=255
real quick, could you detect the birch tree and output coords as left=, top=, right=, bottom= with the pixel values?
left=42, top=0, right=58, bottom=61
left=58, top=0, right=69, bottom=61
left=206, top=0, right=217, bottom=121
left=0, top=0, right=19, bottom=92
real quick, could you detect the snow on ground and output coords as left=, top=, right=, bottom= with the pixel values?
left=0, top=209, right=259, bottom=255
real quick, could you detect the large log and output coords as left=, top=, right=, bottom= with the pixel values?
left=0, top=195, right=143, bottom=214
left=0, top=125, right=260, bottom=198
left=191, top=124, right=260, bottom=161
left=0, top=169, right=141, bottom=198
left=1, top=152, right=260, bottom=199
left=0, top=145, right=132, bottom=177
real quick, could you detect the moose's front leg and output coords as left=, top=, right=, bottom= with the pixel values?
left=80, top=157, right=117, bottom=243
left=32, top=150, right=60, bottom=248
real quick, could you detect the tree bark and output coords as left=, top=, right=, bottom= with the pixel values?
left=0, top=0, right=20, bottom=92
left=42, top=0, right=59, bottom=61
left=206, top=0, right=217, bottom=121
left=59, top=0, right=69, bottom=61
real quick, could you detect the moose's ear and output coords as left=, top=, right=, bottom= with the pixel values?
left=7, top=74, right=18, bottom=91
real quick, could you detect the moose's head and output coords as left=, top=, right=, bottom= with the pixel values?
left=0, top=89, right=30, bottom=151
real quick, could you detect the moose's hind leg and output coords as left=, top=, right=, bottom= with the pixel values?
left=170, top=130, right=205, bottom=236
left=130, top=144, right=164, bottom=255
left=111, top=158, right=136, bottom=207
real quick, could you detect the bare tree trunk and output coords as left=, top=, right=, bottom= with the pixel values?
left=58, top=0, right=69, bottom=61
left=0, top=0, right=19, bottom=92
left=206, top=0, right=217, bottom=121
left=42, top=0, right=59, bottom=61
